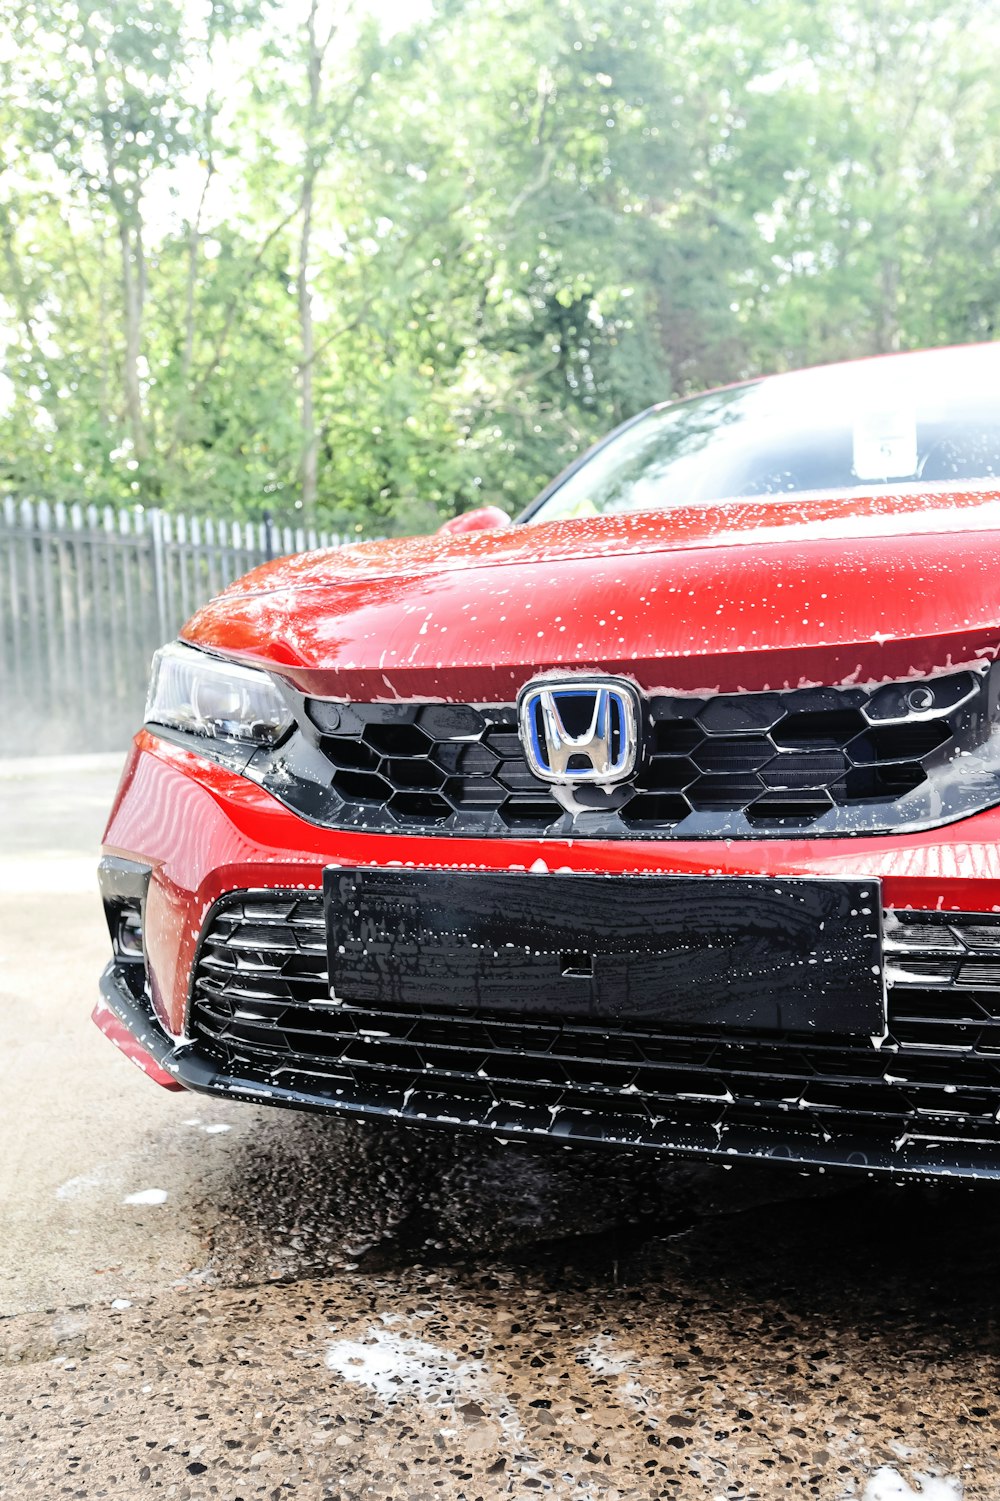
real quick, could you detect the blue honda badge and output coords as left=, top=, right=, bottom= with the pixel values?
left=517, top=677, right=640, bottom=784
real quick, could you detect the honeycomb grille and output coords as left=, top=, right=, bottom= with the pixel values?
left=273, top=668, right=994, bottom=838
left=188, top=894, right=1000, bottom=1170
left=308, top=702, right=556, bottom=828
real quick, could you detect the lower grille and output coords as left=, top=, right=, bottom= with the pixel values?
left=188, top=893, right=1000, bottom=1169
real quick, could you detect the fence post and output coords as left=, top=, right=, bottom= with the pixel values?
left=149, top=507, right=169, bottom=647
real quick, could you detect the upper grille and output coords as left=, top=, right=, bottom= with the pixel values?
left=187, top=893, right=1000, bottom=1172
left=257, top=666, right=1000, bottom=838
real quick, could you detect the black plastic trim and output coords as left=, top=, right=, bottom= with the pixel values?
left=248, top=665, right=1000, bottom=841
left=96, top=893, right=1000, bottom=1180
left=145, top=662, right=1000, bottom=843
left=98, top=855, right=152, bottom=958
left=97, top=855, right=152, bottom=904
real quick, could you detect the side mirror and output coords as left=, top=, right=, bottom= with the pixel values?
left=437, top=505, right=512, bottom=536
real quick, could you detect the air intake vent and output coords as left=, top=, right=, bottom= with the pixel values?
left=188, top=894, right=1000, bottom=1171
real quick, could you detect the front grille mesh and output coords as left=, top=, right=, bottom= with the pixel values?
left=188, top=892, right=1000, bottom=1167
left=268, top=667, right=997, bottom=839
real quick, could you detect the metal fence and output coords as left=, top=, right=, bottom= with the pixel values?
left=0, top=498, right=356, bottom=754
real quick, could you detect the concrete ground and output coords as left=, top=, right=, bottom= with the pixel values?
left=2, top=758, right=999, bottom=1499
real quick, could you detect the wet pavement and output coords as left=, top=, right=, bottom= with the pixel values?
left=2, top=760, right=999, bottom=1498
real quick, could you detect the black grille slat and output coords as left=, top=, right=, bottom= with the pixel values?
left=188, top=894, right=1000, bottom=1162
left=286, top=668, right=993, bottom=838
left=214, top=1019, right=992, bottom=1104
left=201, top=1025, right=997, bottom=1123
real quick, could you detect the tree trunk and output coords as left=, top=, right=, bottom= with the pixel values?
left=167, top=159, right=214, bottom=465
left=298, top=175, right=318, bottom=521
left=118, top=216, right=148, bottom=460
left=876, top=253, right=901, bottom=355
left=83, top=26, right=150, bottom=465
left=298, top=0, right=323, bottom=524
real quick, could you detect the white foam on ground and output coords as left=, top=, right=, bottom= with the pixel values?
left=862, top=1467, right=963, bottom=1500
left=578, top=1333, right=634, bottom=1377
left=55, top=1169, right=106, bottom=1200
left=325, top=1324, right=528, bottom=1453
left=577, top=1333, right=659, bottom=1422
left=325, top=1329, right=468, bottom=1403
left=123, top=1188, right=168, bottom=1206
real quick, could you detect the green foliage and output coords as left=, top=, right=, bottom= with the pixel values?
left=2, top=0, right=1000, bottom=527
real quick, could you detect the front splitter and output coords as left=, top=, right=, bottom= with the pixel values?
left=96, top=960, right=1000, bottom=1182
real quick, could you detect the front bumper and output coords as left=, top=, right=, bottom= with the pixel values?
left=97, top=731, right=1000, bottom=1178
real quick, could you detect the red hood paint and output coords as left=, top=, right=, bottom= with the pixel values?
left=181, top=486, right=1000, bottom=701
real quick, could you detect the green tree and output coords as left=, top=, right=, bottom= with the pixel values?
left=3, top=0, right=1000, bottom=527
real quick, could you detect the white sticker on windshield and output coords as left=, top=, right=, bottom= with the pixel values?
left=853, top=405, right=918, bottom=480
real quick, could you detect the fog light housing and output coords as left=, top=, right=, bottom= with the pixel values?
left=115, top=903, right=145, bottom=960
left=98, top=857, right=151, bottom=994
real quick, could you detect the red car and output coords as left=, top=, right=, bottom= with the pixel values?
left=97, top=343, right=1000, bottom=1178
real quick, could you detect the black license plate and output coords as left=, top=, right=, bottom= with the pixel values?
left=324, top=870, right=884, bottom=1036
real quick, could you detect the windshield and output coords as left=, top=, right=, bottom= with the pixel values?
left=528, top=343, right=1000, bottom=524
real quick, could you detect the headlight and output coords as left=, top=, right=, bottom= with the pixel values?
left=145, top=642, right=293, bottom=745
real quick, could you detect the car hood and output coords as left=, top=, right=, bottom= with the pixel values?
left=182, top=486, right=1000, bottom=701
